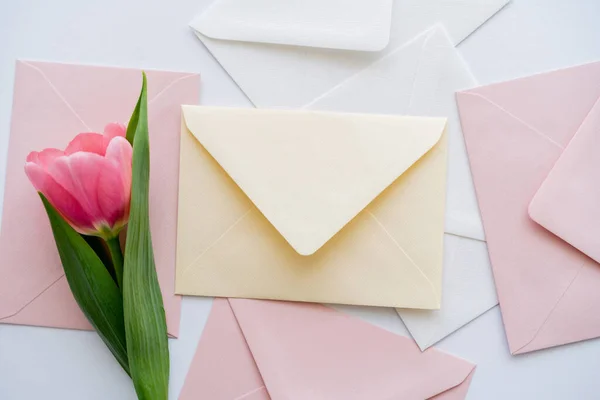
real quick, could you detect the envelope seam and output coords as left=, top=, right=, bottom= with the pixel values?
left=183, top=208, right=253, bottom=273
left=20, top=61, right=92, bottom=131
left=445, top=230, right=486, bottom=243
left=233, top=385, right=267, bottom=400
left=514, top=261, right=585, bottom=354
left=463, top=92, right=564, bottom=149
left=0, top=274, right=65, bottom=321
left=379, top=362, right=474, bottom=400
left=424, top=236, right=465, bottom=348
left=227, top=300, right=271, bottom=399
left=191, top=31, right=257, bottom=107
left=452, top=0, right=511, bottom=46
left=148, top=73, right=198, bottom=106
left=366, top=211, right=439, bottom=301
left=302, top=27, right=440, bottom=109
left=558, top=95, right=600, bottom=161
left=406, top=29, right=439, bottom=113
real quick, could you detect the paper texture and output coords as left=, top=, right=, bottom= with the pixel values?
left=529, top=97, right=600, bottom=264
left=305, top=26, right=497, bottom=350
left=191, top=0, right=394, bottom=51
left=0, top=60, right=200, bottom=337
left=176, top=106, right=448, bottom=309
left=457, top=61, right=600, bottom=354
left=191, top=0, right=509, bottom=108
left=179, top=298, right=476, bottom=400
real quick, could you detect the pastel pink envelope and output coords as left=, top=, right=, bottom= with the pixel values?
left=529, top=96, right=600, bottom=264
left=179, top=299, right=475, bottom=400
left=0, top=60, right=200, bottom=336
left=456, top=61, right=600, bottom=354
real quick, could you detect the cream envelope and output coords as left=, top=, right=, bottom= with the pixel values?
left=529, top=103, right=600, bottom=264
left=190, top=0, right=509, bottom=108
left=305, top=26, right=498, bottom=350
left=456, top=61, right=600, bottom=354
left=179, top=298, right=476, bottom=400
left=176, top=106, right=447, bottom=309
left=0, top=60, right=200, bottom=336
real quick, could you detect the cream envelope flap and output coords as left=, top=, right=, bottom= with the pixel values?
left=183, top=106, right=444, bottom=255
left=190, top=0, right=393, bottom=51
left=177, top=106, right=447, bottom=308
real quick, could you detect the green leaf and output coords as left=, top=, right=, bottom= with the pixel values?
left=123, top=72, right=170, bottom=400
left=40, top=194, right=130, bottom=375
left=125, top=82, right=143, bottom=145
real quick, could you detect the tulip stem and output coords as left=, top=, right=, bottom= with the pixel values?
left=106, top=237, right=124, bottom=290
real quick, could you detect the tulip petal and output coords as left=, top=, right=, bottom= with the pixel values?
left=97, top=161, right=128, bottom=228
left=48, top=153, right=107, bottom=225
left=65, top=133, right=106, bottom=156
left=26, top=148, right=64, bottom=168
left=104, top=123, right=127, bottom=140
left=48, top=152, right=130, bottom=232
left=25, top=162, right=95, bottom=232
left=105, top=136, right=133, bottom=202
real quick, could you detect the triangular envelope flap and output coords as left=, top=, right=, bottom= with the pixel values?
left=190, top=0, right=393, bottom=52
left=529, top=97, right=600, bottom=264
left=229, top=299, right=475, bottom=399
left=183, top=106, right=445, bottom=255
left=461, top=61, right=600, bottom=147
left=179, top=299, right=268, bottom=400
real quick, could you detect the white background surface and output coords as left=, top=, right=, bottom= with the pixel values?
left=1, top=1, right=600, bottom=399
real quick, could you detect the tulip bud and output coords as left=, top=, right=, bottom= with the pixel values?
left=25, top=123, right=132, bottom=240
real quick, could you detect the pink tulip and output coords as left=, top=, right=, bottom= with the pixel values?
left=25, top=123, right=133, bottom=239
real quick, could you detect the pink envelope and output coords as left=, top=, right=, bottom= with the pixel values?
left=456, top=61, right=600, bottom=354
left=179, top=299, right=475, bottom=400
left=0, top=60, right=200, bottom=336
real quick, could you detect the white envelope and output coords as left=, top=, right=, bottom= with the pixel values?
left=307, top=27, right=498, bottom=350
left=191, top=0, right=394, bottom=52
left=191, top=0, right=510, bottom=108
